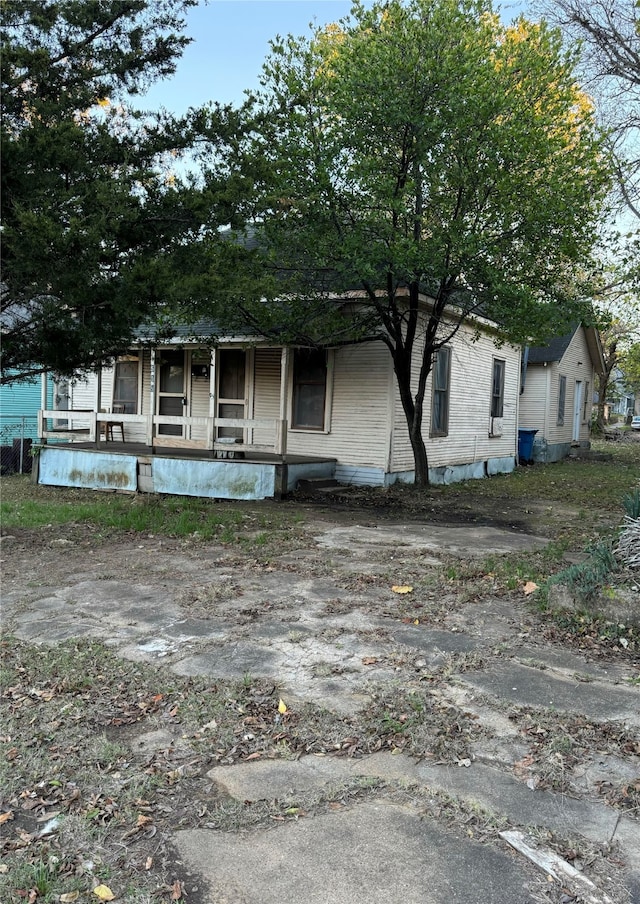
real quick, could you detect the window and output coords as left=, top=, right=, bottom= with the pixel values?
left=583, top=381, right=590, bottom=421
left=557, top=375, right=566, bottom=426
left=491, top=359, right=505, bottom=418
left=113, top=358, right=139, bottom=414
left=431, top=347, right=451, bottom=436
left=292, top=348, right=327, bottom=430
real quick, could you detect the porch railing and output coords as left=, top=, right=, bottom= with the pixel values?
left=38, top=410, right=288, bottom=456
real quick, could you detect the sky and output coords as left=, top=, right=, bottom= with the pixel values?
left=143, top=0, right=531, bottom=114
left=142, top=1, right=360, bottom=114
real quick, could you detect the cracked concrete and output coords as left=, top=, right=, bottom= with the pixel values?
left=3, top=517, right=638, bottom=904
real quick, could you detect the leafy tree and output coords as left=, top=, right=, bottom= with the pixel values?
left=619, top=342, right=640, bottom=397
left=0, top=0, right=239, bottom=384
left=219, top=0, right=612, bottom=484
left=592, top=303, right=640, bottom=426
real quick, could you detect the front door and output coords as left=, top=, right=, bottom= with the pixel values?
left=158, top=350, right=187, bottom=436
left=217, top=350, right=246, bottom=439
left=573, top=380, right=583, bottom=442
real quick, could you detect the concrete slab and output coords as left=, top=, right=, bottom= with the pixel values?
left=414, top=760, right=621, bottom=843
left=459, top=662, right=640, bottom=725
left=315, top=523, right=548, bottom=556
left=171, top=643, right=280, bottom=678
left=175, top=799, right=545, bottom=904
left=391, top=626, right=481, bottom=656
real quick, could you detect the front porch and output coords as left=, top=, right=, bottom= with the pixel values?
left=35, top=411, right=336, bottom=500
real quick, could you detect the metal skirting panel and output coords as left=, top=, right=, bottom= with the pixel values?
left=487, top=456, right=516, bottom=476
left=532, top=440, right=572, bottom=464
left=38, top=447, right=138, bottom=491
left=151, top=457, right=276, bottom=500
left=385, top=457, right=515, bottom=486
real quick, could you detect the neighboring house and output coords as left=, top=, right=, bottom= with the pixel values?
left=607, top=368, right=636, bottom=420
left=0, top=370, right=102, bottom=472
left=36, top=308, right=522, bottom=499
left=0, top=372, right=54, bottom=472
left=519, top=324, right=605, bottom=463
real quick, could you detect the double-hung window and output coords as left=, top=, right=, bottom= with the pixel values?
left=431, top=347, right=451, bottom=437
left=292, top=349, right=328, bottom=430
left=491, top=359, right=505, bottom=419
left=583, top=381, right=590, bottom=422
left=113, top=357, right=139, bottom=414
left=557, top=375, right=567, bottom=426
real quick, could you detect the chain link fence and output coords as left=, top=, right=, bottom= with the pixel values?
left=0, top=415, right=39, bottom=474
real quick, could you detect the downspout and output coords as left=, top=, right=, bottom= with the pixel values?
left=515, top=346, right=522, bottom=463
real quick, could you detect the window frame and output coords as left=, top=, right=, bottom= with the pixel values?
left=582, top=381, right=590, bottom=422
left=557, top=374, right=567, bottom=426
left=490, top=358, right=505, bottom=419
left=430, top=346, right=451, bottom=437
left=290, top=348, right=333, bottom=433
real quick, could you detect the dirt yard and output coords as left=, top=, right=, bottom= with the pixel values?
left=1, top=444, right=639, bottom=904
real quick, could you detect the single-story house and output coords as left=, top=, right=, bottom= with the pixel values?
left=519, top=324, right=605, bottom=463
left=35, top=304, right=522, bottom=500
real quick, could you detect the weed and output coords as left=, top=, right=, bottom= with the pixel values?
left=622, top=487, right=640, bottom=519
left=547, top=538, right=617, bottom=604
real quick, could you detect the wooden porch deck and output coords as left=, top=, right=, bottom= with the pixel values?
left=43, top=439, right=333, bottom=467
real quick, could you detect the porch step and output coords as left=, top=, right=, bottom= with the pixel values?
left=296, top=477, right=341, bottom=493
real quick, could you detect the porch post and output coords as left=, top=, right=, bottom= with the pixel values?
left=39, top=373, right=47, bottom=443
left=95, top=367, right=103, bottom=448
left=278, top=347, right=290, bottom=456
left=147, top=348, right=156, bottom=448
left=207, top=349, right=217, bottom=451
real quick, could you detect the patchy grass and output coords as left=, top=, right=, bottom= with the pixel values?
left=0, top=476, right=306, bottom=552
left=0, top=636, right=493, bottom=904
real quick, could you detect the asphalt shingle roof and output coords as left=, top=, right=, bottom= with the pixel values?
left=526, top=327, right=577, bottom=364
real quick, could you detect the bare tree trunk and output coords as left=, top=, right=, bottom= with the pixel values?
left=393, top=355, right=430, bottom=486
left=596, top=339, right=618, bottom=429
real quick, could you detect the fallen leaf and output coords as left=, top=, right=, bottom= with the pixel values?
left=522, top=581, right=538, bottom=595
left=391, top=585, right=413, bottom=594
left=361, top=657, right=380, bottom=665
left=145, top=857, right=153, bottom=871
left=93, top=885, right=115, bottom=901
left=278, top=699, right=288, bottom=714
left=0, top=811, right=14, bottom=824
left=60, top=892, right=80, bottom=902
left=170, top=879, right=183, bottom=900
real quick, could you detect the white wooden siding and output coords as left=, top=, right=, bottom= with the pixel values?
left=519, top=368, right=549, bottom=435
left=189, top=361, right=210, bottom=441
left=253, top=349, right=281, bottom=446
left=286, top=342, right=391, bottom=468
left=68, top=373, right=100, bottom=411
left=391, top=323, right=520, bottom=472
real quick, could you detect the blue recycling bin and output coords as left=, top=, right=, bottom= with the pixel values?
left=518, top=428, right=538, bottom=463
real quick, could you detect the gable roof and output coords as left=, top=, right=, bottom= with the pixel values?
left=526, top=324, right=605, bottom=375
